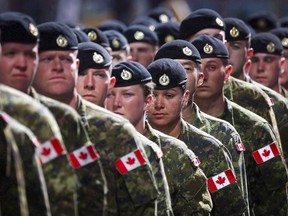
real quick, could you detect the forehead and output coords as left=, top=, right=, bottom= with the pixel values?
left=39, top=50, right=77, bottom=57
left=188, top=29, right=225, bottom=42
left=129, top=42, right=154, bottom=49
left=2, top=42, right=37, bottom=50
left=202, top=57, right=223, bottom=64
left=154, top=86, right=181, bottom=93
left=176, top=59, right=198, bottom=67
left=114, top=84, right=143, bottom=91
left=252, top=52, right=280, bottom=59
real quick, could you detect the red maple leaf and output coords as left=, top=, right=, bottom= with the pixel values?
left=216, top=176, right=226, bottom=185
left=79, top=152, right=87, bottom=160
left=126, top=157, right=135, bottom=165
left=41, top=147, right=51, bottom=156
left=262, top=149, right=271, bottom=157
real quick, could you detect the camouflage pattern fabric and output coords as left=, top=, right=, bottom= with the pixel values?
left=76, top=96, right=158, bottom=215
left=30, top=88, right=107, bottom=215
left=220, top=98, right=288, bottom=216
left=184, top=103, right=249, bottom=215
left=0, top=84, right=77, bottom=216
left=178, top=119, right=247, bottom=216
left=281, top=86, right=288, bottom=98
left=145, top=121, right=212, bottom=216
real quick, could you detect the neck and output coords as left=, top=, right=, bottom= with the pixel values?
left=195, top=94, right=225, bottom=118
left=182, top=103, right=195, bottom=123
left=52, top=89, right=78, bottom=109
left=149, top=117, right=182, bottom=138
left=272, top=83, right=283, bottom=95
left=134, top=117, right=147, bottom=135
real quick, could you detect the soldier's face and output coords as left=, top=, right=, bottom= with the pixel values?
left=33, top=50, right=79, bottom=100
left=280, top=50, right=288, bottom=87
left=129, top=42, right=157, bottom=67
left=106, top=84, right=150, bottom=129
left=187, top=29, right=225, bottom=43
left=0, top=42, right=38, bottom=93
left=147, top=87, right=189, bottom=129
left=249, top=53, right=284, bottom=91
left=226, top=40, right=249, bottom=78
left=111, top=49, right=130, bottom=66
left=76, top=67, right=115, bottom=107
left=195, top=58, right=231, bottom=101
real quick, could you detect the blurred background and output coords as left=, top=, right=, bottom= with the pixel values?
left=0, top=0, right=287, bottom=27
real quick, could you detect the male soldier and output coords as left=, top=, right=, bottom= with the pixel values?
left=224, top=17, right=288, bottom=162
left=106, top=61, right=212, bottom=215
left=103, top=29, right=131, bottom=66
left=192, top=34, right=288, bottom=216
left=124, top=24, right=159, bottom=67
left=32, top=23, right=160, bottom=215
left=0, top=12, right=79, bottom=215
left=270, top=27, right=288, bottom=95
left=0, top=13, right=110, bottom=215
left=0, top=112, right=50, bottom=215
left=180, top=10, right=281, bottom=148
left=146, top=58, right=247, bottom=216
left=154, top=39, right=249, bottom=215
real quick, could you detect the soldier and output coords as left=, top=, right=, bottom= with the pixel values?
left=154, top=21, right=180, bottom=47
left=154, top=39, right=249, bottom=215
left=0, top=12, right=78, bottom=215
left=97, top=19, right=127, bottom=34
left=103, top=29, right=131, bottom=66
left=246, top=10, right=279, bottom=33
left=146, top=58, right=247, bottom=215
left=224, top=17, right=288, bottom=162
left=0, top=12, right=110, bottom=215
left=106, top=61, right=212, bottom=215
left=32, top=22, right=159, bottom=215
left=0, top=112, right=50, bottom=215
left=192, top=34, right=288, bottom=216
left=124, top=24, right=159, bottom=67
left=270, top=27, right=288, bottom=95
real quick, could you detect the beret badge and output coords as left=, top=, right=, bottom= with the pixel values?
left=266, top=42, right=275, bottom=53
left=121, top=69, right=132, bottom=80
left=159, top=14, right=169, bottom=23
left=230, top=27, right=239, bottom=38
left=29, top=23, right=38, bottom=36
left=183, top=46, right=192, bottom=56
left=204, top=43, right=213, bottom=54
left=216, top=17, right=224, bottom=27
left=93, top=52, right=104, bottom=64
left=164, top=35, right=174, bottom=43
left=56, top=35, right=68, bottom=47
left=282, top=38, right=288, bottom=48
left=134, top=31, right=144, bottom=40
left=159, top=74, right=170, bottom=86
left=88, top=31, right=97, bottom=41
left=112, top=38, right=120, bottom=48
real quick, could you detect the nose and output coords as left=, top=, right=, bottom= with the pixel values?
left=154, top=96, right=164, bottom=110
left=113, top=94, right=122, bottom=108
left=15, top=54, right=27, bottom=71
left=53, top=57, right=64, bottom=73
left=257, top=60, right=265, bottom=73
left=84, top=72, right=95, bottom=90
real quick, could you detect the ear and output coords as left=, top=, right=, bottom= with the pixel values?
left=247, top=48, right=254, bottom=59
left=280, top=57, right=286, bottom=74
left=197, top=72, right=204, bottom=87
left=144, top=95, right=153, bottom=111
left=225, top=65, right=233, bottom=81
left=182, top=90, right=190, bottom=108
left=109, top=76, right=116, bottom=89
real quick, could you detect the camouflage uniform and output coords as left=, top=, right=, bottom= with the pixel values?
left=178, top=119, right=247, bottom=216
left=0, top=84, right=77, bottom=216
left=76, top=96, right=159, bottom=215
left=184, top=102, right=249, bottom=215
left=224, top=76, right=280, bottom=142
left=144, top=121, right=212, bottom=215
left=281, top=86, right=288, bottom=98
left=245, top=76, right=288, bottom=162
left=220, top=98, right=288, bottom=216
left=30, top=87, right=107, bottom=215
left=0, top=113, right=30, bottom=216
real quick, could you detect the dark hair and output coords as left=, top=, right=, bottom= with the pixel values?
left=141, top=81, right=155, bottom=98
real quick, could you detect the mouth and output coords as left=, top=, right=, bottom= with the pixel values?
left=49, top=76, right=65, bottom=80
left=12, top=74, right=28, bottom=78
left=152, top=113, right=166, bottom=118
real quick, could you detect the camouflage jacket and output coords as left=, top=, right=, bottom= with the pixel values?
left=0, top=84, right=77, bottom=216
left=245, top=77, right=288, bottom=162
left=30, top=88, right=107, bottom=216
left=144, top=122, right=212, bottom=216
left=184, top=103, right=249, bottom=215
left=76, top=96, right=158, bottom=216
left=224, top=76, right=280, bottom=142
left=178, top=119, right=247, bottom=216
left=220, top=98, right=288, bottom=216
left=0, top=112, right=45, bottom=216
left=281, top=86, right=288, bottom=98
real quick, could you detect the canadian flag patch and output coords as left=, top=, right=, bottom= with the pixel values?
left=35, top=138, right=64, bottom=164
left=207, top=169, right=237, bottom=193
left=252, top=142, right=280, bottom=164
left=235, top=143, right=245, bottom=151
left=115, top=149, right=146, bottom=174
left=193, top=156, right=201, bottom=167
left=69, top=145, right=100, bottom=169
